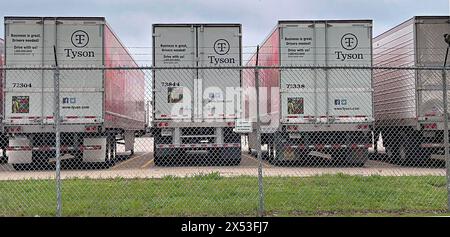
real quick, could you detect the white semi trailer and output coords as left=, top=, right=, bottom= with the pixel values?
left=3, top=17, right=146, bottom=170
left=244, top=20, right=374, bottom=166
left=152, top=24, right=242, bottom=166
left=373, top=16, right=450, bottom=166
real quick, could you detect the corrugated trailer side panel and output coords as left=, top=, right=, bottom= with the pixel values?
left=373, top=18, right=416, bottom=122
left=243, top=27, right=280, bottom=126
left=0, top=38, right=4, bottom=123
left=104, top=24, right=145, bottom=130
left=243, top=42, right=257, bottom=122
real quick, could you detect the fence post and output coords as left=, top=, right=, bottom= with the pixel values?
left=443, top=68, right=450, bottom=212
left=53, top=46, right=62, bottom=217
left=254, top=46, right=265, bottom=217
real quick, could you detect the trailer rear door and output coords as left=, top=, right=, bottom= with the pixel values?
left=415, top=19, right=450, bottom=118
left=4, top=18, right=104, bottom=125
left=153, top=26, right=196, bottom=121
left=279, top=21, right=373, bottom=123
left=153, top=25, right=241, bottom=122
left=198, top=26, right=241, bottom=121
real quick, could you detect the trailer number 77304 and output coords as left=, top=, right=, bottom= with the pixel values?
left=12, top=83, right=32, bottom=88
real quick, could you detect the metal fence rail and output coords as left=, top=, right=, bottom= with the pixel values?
left=0, top=65, right=448, bottom=216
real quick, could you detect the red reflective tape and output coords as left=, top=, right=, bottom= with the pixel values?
left=41, top=146, right=52, bottom=151
left=80, top=145, right=102, bottom=151
left=6, top=146, right=32, bottom=151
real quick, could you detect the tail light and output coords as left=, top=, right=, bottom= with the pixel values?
left=158, top=122, right=169, bottom=127
left=7, top=126, right=22, bottom=133
left=85, top=125, right=98, bottom=132
left=357, top=124, right=369, bottom=130
left=423, top=123, right=437, bottom=129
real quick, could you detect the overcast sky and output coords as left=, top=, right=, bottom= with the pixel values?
left=1, top=0, right=449, bottom=65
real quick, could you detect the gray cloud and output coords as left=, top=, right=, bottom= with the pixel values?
left=1, top=0, right=449, bottom=64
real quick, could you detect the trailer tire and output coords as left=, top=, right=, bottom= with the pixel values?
left=395, top=144, right=432, bottom=167
left=0, top=156, right=7, bottom=164
left=384, top=128, right=432, bottom=167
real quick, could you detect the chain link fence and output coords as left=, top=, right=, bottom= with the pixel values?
left=0, top=65, right=449, bottom=216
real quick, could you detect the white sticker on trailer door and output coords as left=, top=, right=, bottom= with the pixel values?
left=280, top=24, right=324, bottom=66
left=5, top=20, right=43, bottom=66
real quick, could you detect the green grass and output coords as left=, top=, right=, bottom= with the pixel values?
left=0, top=173, right=448, bottom=216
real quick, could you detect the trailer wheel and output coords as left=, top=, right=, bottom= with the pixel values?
left=0, top=155, right=7, bottom=164
left=384, top=128, right=432, bottom=167
left=395, top=143, right=432, bottom=167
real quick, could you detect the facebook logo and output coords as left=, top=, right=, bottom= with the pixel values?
left=62, top=97, right=76, bottom=104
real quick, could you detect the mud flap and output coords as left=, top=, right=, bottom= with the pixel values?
left=83, top=137, right=106, bottom=162
left=351, top=148, right=369, bottom=165
left=124, top=131, right=135, bottom=152
left=7, top=137, right=32, bottom=164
